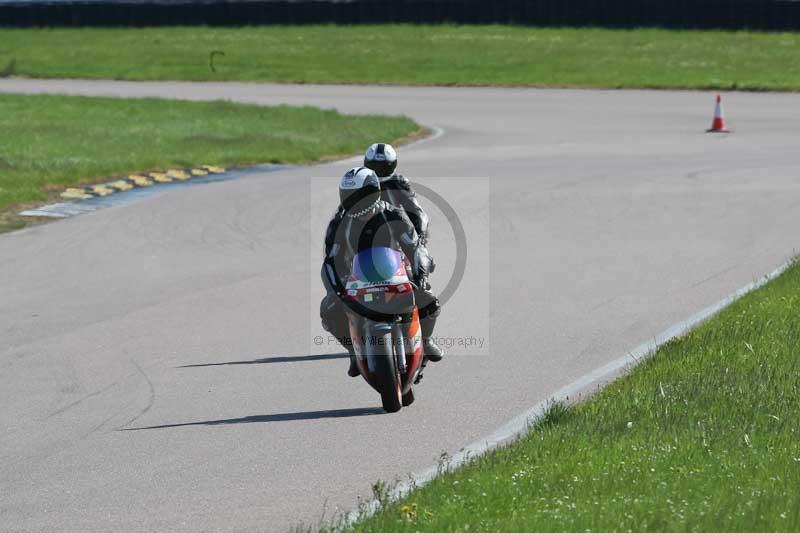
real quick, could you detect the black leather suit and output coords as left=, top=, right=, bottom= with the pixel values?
left=379, top=175, right=430, bottom=243
left=320, top=194, right=441, bottom=354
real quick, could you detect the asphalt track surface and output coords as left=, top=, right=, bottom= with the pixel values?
left=2, top=79, right=799, bottom=532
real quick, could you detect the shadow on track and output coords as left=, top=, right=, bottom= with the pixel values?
left=177, top=352, right=349, bottom=368
left=123, top=407, right=383, bottom=430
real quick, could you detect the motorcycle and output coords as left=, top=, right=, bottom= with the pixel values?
left=341, top=246, right=424, bottom=413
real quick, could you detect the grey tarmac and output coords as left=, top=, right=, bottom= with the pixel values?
left=1, top=79, right=799, bottom=532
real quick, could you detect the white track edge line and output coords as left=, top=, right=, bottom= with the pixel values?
left=342, top=257, right=795, bottom=527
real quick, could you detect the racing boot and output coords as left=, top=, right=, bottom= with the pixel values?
left=345, top=344, right=360, bottom=377
left=420, top=315, right=443, bottom=362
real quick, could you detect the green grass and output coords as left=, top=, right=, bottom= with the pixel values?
left=3, top=26, right=800, bottom=90
left=0, top=93, right=419, bottom=222
left=349, top=262, right=800, bottom=531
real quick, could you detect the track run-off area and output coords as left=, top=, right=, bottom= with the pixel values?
left=1, top=79, right=799, bottom=531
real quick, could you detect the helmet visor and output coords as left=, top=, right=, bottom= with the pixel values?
left=364, top=158, right=397, bottom=178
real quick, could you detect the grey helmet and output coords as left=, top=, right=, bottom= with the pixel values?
left=339, top=167, right=381, bottom=217
left=364, top=143, right=398, bottom=179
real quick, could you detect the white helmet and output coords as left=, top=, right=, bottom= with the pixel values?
left=364, top=143, right=397, bottom=179
left=339, top=167, right=381, bottom=217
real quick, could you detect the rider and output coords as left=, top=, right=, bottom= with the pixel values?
left=321, top=167, right=442, bottom=377
left=362, top=143, right=429, bottom=242
left=362, top=143, right=443, bottom=363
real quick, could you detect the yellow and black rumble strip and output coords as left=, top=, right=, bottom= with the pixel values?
left=59, top=165, right=226, bottom=201
left=18, top=164, right=232, bottom=219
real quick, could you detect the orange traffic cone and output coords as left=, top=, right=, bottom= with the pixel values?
left=707, top=94, right=730, bottom=133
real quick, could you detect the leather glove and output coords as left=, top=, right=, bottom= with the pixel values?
left=412, top=246, right=432, bottom=277
left=415, top=276, right=432, bottom=291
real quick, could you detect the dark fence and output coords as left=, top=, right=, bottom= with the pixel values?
left=2, top=0, right=800, bottom=30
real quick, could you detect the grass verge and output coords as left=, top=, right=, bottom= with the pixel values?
left=0, top=93, right=420, bottom=231
left=348, top=261, right=800, bottom=531
left=2, top=26, right=800, bottom=90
